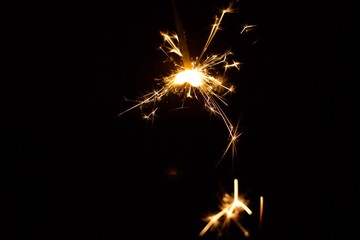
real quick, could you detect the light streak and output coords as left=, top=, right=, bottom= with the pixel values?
left=240, top=24, right=256, bottom=34
left=259, top=195, right=264, bottom=229
left=118, top=1, right=251, bottom=161
left=199, top=178, right=252, bottom=237
left=259, top=195, right=264, bottom=239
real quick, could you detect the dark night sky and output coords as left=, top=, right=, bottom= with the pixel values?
left=2, top=0, right=359, bottom=239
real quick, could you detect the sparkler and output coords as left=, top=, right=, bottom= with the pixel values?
left=118, top=0, right=255, bottom=161
left=118, top=1, right=260, bottom=238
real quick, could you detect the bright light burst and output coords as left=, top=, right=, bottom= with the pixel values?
left=199, top=178, right=252, bottom=238
left=118, top=1, right=255, bottom=161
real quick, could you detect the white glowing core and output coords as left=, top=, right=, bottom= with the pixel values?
left=173, top=69, right=202, bottom=87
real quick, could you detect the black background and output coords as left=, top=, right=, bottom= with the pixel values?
left=2, top=0, right=359, bottom=239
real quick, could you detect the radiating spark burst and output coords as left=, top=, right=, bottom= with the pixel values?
left=118, top=1, right=253, bottom=161
left=199, top=178, right=252, bottom=238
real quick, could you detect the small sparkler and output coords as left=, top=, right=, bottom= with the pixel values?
left=199, top=178, right=252, bottom=238
left=118, top=1, right=254, bottom=161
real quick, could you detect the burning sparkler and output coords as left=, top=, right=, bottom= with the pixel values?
left=118, top=1, right=259, bottom=238
left=118, top=1, right=255, bottom=161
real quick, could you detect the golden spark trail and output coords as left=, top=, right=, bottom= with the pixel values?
left=198, top=2, right=235, bottom=63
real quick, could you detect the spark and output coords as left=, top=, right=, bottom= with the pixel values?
left=118, top=1, right=250, bottom=160
left=240, top=24, right=257, bottom=34
left=216, top=118, right=243, bottom=168
left=199, top=178, right=252, bottom=238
